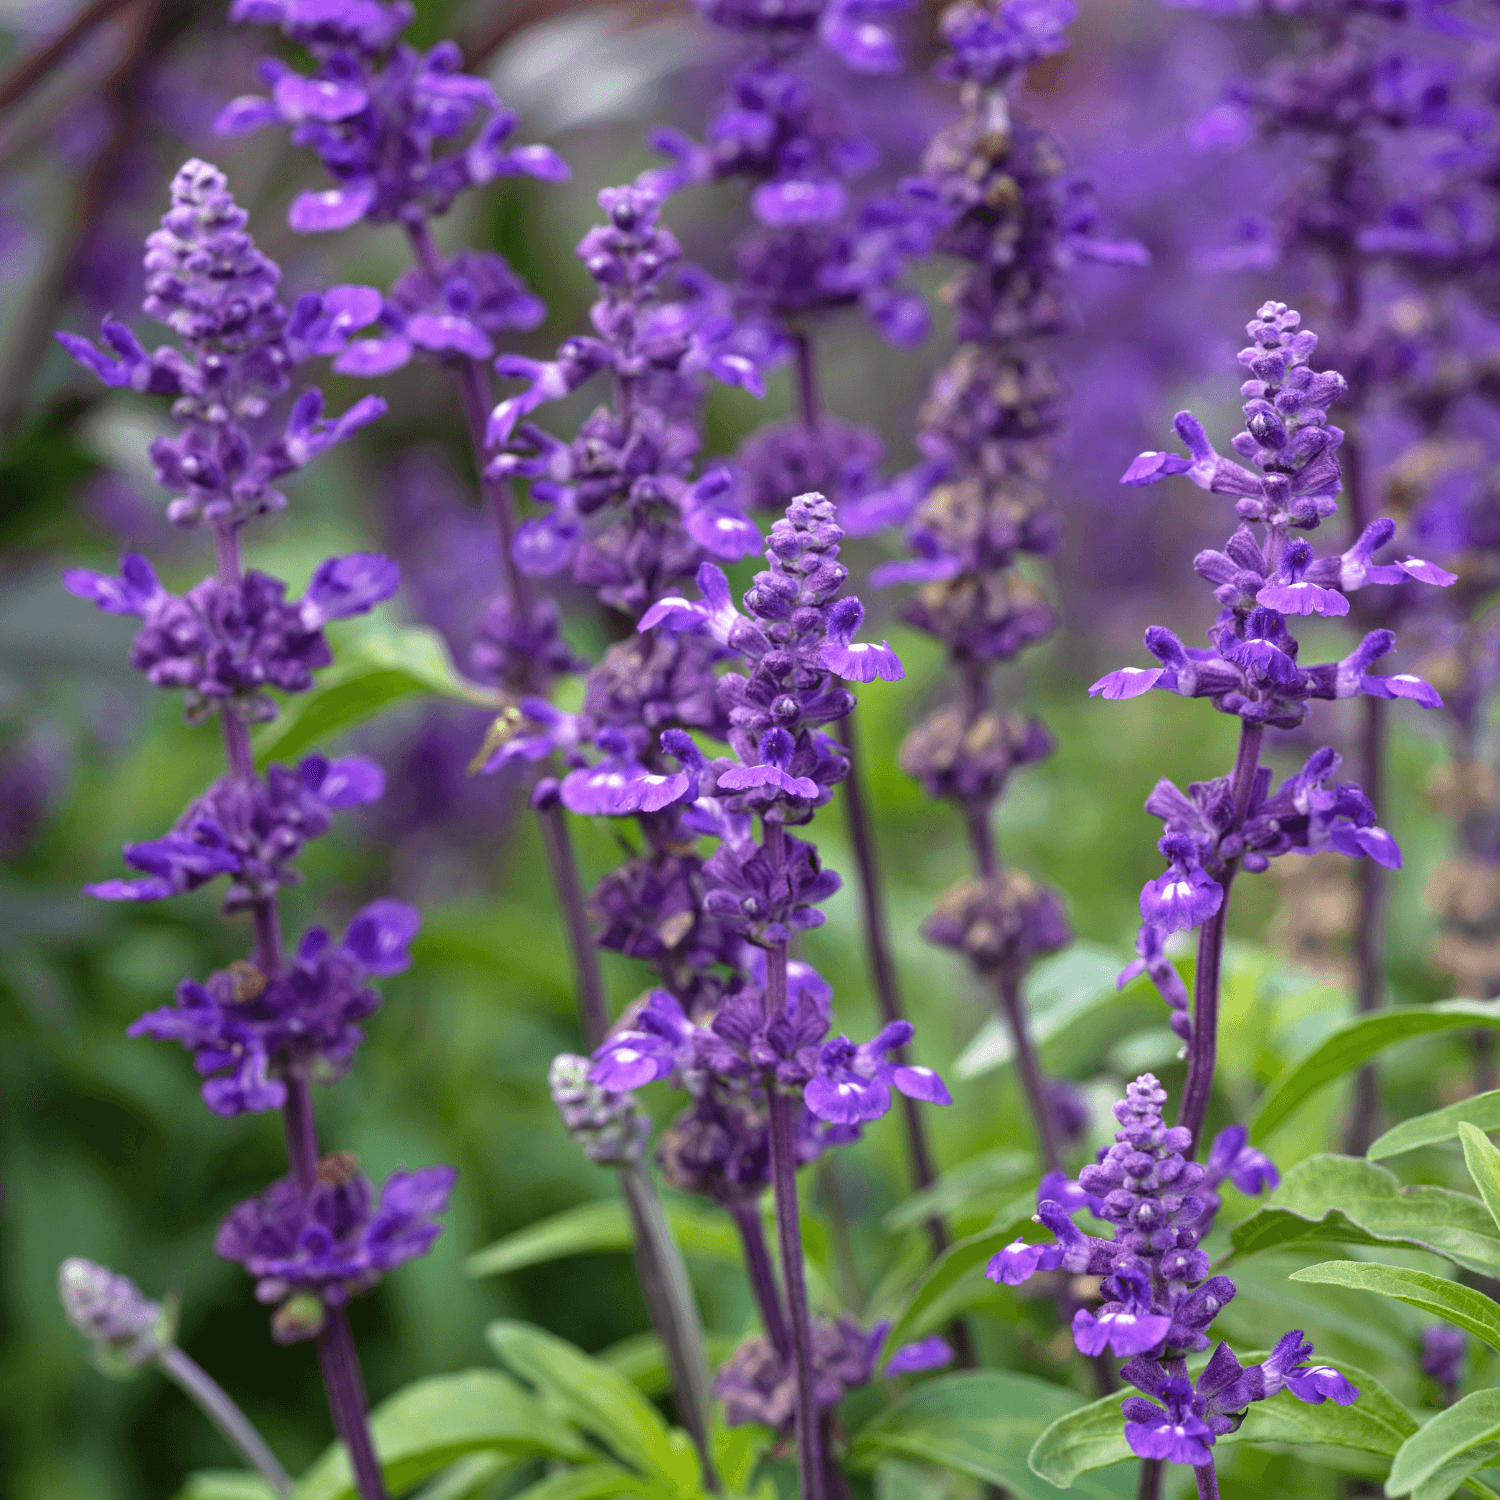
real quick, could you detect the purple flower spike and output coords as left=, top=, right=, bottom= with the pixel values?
left=1090, top=666, right=1164, bottom=700
left=881, top=1334, right=955, bottom=1376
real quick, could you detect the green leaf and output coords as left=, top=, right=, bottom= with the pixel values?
left=255, top=619, right=501, bottom=766
left=1461, top=1124, right=1500, bottom=1234
left=1248, top=1002, right=1500, bottom=1144
left=848, top=1371, right=1135, bottom=1499
left=176, top=1475, right=279, bottom=1500
left=507, top=1464, right=676, bottom=1500
left=882, top=1150, right=1031, bottom=1232
left=467, top=1196, right=741, bottom=1278
left=1227, top=1155, right=1500, bottom=1277
left=1389, top=1391, right=1500, bottom=1500
left=882, top=1208, right=1033, bottom=1350
left=1027, top=1353, right=1413, bottom=1489
left=1289, top=1260, right=1500, bottom=1354
left=1369, top=1091, right=1500, bottom=1161
left=411, top=1453, right=511, bottom=1500
left=953, top=945, right=1122, bottom=1080
left=485, top=1320, right=694, bottom=1489
left=292, top=1369, right=584, bottom=1500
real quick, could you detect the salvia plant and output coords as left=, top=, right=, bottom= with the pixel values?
left=13, top=0, right=1500, bottom=1496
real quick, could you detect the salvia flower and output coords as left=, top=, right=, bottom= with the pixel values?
left=65, top=552, right=399, bottom=723
left=129, top=900, right=420, bottom=1116
left=58, top=1258, right=171, bottom=1374
left=217, top=1, right=567, bottom=231
left=549, top=1054, right=653, bottom=1167
left=1420, top=1324, right=1466, bottom=1402
left=987, top=1074, right=1349, bottom=1466
left=56, top=160, right=386, bottom=528
left=86, top=753, right=384, bottom=908
left=216, top=1151, right=456, bottom=1342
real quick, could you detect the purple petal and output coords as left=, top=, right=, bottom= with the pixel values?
left=1089, top=666, right=1164, bottom=700
left=1139, top=867, right=1223, bottom=933
left=869, top=556, right=961, bottom=587
left=985, top=1237, right=1060, bottom=1287
left=685, top=505, right=761, bottom=560
left=1361, top=672, right=1443, bottom=708
left=751, top=179, right=846, bottom=227
left=342, top=899, right=422, bottom=976
left=300, top=553, right=401, bottom=627
left=805, top=1071, right=891, bottom=1124
left=1327, top=823, right=1403, bottom=869
left=289, top=181, right=376, bottom=233
left=819, top=638, right=904, bottom=683
left=273, top=73, right=367, bottom=121
left=891, top=1063, right=952, bottom=1105
left=638, top=596, right=707, bottom=633
left=308, top=754, right=385, bottom=808
left=405, top=312, right=494, bottom=361
left=1284, top=1365, right=1360, bottom=1406
left=1399, top=557, right=1457, bottom=586
left=213, top=94, right=283, bottom=136
left=882, top=1335, right=955, bottom=1377
left=1256, top=581, right=1349, bottom=617
left=333, top=335, right=414, bottom=377
left=1121, top=451, right=1193, bottom=486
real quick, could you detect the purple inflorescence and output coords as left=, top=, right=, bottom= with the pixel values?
left=1098, top=303, right=1454, bottom=1028
left=215, top=1152, right=457, bottom=1341
left=988, top=1073, right=1351, bottom=1467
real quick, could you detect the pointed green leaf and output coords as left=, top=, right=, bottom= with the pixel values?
left=411, top=1453, right=511, bottom=1500
left=1461, top=1124, right=1500, bottom=1235
left=848, top=1370, right=1134, bottom=1499
left=882, top=1149, right=1031, bottom=1232
left=255, top=619, right=501, bottom=766
left=485, top=1320, right=692, bottom=1488
left=1227, top=1155, right=1500, bottom=1276
left=1369, top=1092, right=1500, bottom=1161
left=291, top=1369, right=585, bottom=1500
left=467, top=1197, right=741, bottom=1278
left=1027, top=1353, right=1412, bottom=1488
left=882, top=1207, right=1032, bottom=1350
left=1389, top=1391, right=1500, bottom=1500
left=1290, top=1260, right=1500, bottom=1354
left=1248, top=1002, right=1500, bottom=1144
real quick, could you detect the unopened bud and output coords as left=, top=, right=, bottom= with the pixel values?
left=271, top=1293, right=326, bottom=1345
left=58, top=1257, right=171, bottom=1375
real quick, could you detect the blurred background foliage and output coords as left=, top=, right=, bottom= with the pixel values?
left=0, top=0, right=1488, bottom=1496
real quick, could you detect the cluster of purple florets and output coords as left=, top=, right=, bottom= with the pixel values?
left=58, top=160, right=454, bottom=1344
left=1095, top=303, right=1457, bottom=1030
left=991, top=1074, right=1356, bottom=1467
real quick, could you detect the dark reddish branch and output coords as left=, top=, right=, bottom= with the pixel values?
left=0, top=0, right=140, bottom=119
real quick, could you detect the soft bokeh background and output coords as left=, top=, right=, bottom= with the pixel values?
left=0, top=0, right=1485, bottom=1496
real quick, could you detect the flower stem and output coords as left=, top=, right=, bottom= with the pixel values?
left=793, top=330, right=820, bottom=430
left=317, top=1305, right=389, bottom=1500
left=212, top=523, right=388, bottom=1500
left=157, top=1344, right=293, bottom=1496
left=996, top=966, right=1063, bottom=1177
left=836, top=712, right=949, bottom=1236
left=1194, top=1459, right=1221, bottom=1500
left=1136, top=1458, right=1162, bottom=1500
left=765, top=932, right=826, bottom=1500
left=730, top=1200, right=790, bottom=1356
left=1178, top=719, right=1263, bottom=1155
left=619, top=1161, right=720, bottom=1492
left=1347, top=690, right=1387, bottom=1152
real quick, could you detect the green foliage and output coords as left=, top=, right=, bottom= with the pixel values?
left=176, top=1475, right=280, bottom=1500
left=1228, top=1154, right=1500, bottom=1275
left=1248, top=1003, right=1500, bottom=1144
left=1461, top=1123, right=1500, bottom=1233
left=1369, top=1093, right=1500, bottom=1161
left=254, top=618, right=501, bottom=767
left=1027, top=1354, right=1413, bottom=1488
left=292, top=1370, right=586, bottom=1500
left=847, top=1370, right=1135, bottom=1498
left=467, top=1197, right=740, bottom=1279
left=1387, top=1391, right=1500, bottom=1500
left=1289, top=1261, right=1500, bottom=1354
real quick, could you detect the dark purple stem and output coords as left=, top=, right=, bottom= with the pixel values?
left=212, top=519, right=388, bottom=1500
left=730, top=1200, right=790, bottom=1357
left=793, top=331, right=819, bottom=429
left=762, top=859, right=825, bottom=1500
left=1137, top=1459, right=1162, bottom=1500
left=1178, top=719, right=1263, bottom=1156
left=317, top=1306, right=388, bottom=1500
left=157, top=1345, right=293, bottom=1496
left=835, top=713, right=947, bottom=1235
left=401, top=220, right=610, bottom=1051
left=997, top=966, right=1063, bottom=1177
left=1194, top=1460, right=1221, bottom=1500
